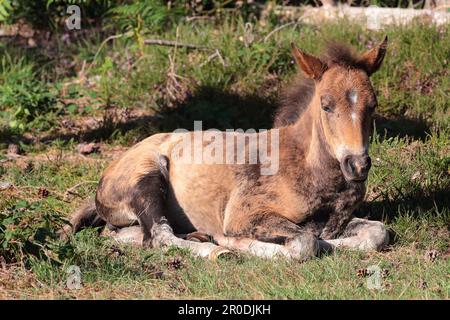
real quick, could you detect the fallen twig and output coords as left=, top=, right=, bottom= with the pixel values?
left=185, top=16, right=216, bottom=22
left=64, top=181, right=98, bottom=199
left=264, top=21, right=298, bottom=43
left=200, top=49, right=226, bottom=67
left=86, top=32, right=131, bottom=73
left=144, top=39, right=210, bottom=50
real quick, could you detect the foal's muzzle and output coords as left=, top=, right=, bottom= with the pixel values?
left=340, top=154, right=372, bottom=182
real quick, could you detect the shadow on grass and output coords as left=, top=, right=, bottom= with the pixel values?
left=151, top=86, right=278, bottom=131
left=373, top=114, right=431, bottom=141
left=1, top=85, right=280, bottom=145
left=357, top=187, right=449, bottom=223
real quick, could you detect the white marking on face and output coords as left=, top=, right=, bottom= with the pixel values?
left=335, top=145, right=347, bottom=161
left=335, top=145, right=368, bottom=161
left=349, top=91, right=358, bottom=104
left=351, top=112, right=358, bottom=123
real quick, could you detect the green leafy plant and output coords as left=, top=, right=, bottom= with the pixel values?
left=0, top=0, right=12, bottom=22
left=0, top=56, right=56, bottom=131
left=108, top=0, right=186, bottom=33
left=98, top=56, right=114, bottom=107
left=0, top=0, right=114, bottom=29
left=0, top=199, right=69, bottom=265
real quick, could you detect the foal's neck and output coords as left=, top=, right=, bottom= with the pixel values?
left=284, top=95, right=336, bottom=168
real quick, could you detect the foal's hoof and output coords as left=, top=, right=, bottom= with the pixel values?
left=286, top=233, right=319, bottom=261
left=359, top=224, right=390, bottom=251
left=186, top=231, right=211, bottom=243
left=208, top=247, right=235, bottom=261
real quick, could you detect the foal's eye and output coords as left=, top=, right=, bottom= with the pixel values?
left=320, top=95, right=335, bottom=113
left=323, top=106, right=332, bottom=113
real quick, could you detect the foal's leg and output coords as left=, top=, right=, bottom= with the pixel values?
left=111, top=221, right=231, bottom=260
left=131, top=175, right=230, bottom=259
left=98, top=155, right=230, bottom=259
left=150, top=218, right=231, bottom=259
left=220, top=213, right=319, bottom=261
left=95, top=157, right=169, bottom=246
left=110, top=226, right=142, bottom=245
left=214, top=235, right=301, bottom=259
left=319, top=218, right=389, bottom=252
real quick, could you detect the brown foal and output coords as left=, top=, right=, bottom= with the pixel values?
left=68, top=37, right=390, bottom=260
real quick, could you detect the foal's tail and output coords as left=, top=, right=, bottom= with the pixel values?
left=62, top=199, right=106, bottom=237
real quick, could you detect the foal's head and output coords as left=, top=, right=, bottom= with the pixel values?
left=291, top=38, right=387, bottom=182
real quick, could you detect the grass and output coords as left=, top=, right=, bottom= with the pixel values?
left=0, top=13, right=449, bottom=299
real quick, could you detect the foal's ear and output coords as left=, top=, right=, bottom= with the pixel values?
left=360, top=36, right=388, bottom=76
left=291, top=43, right=327, bottom=80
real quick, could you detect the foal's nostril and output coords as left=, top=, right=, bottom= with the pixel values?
left=358, top=155, right=372, bottom=172
left=343, top=155, right=356, bottom=176
left=341, top=154, right=371, bottom=181
left=346, top=156, right=356, bottom=174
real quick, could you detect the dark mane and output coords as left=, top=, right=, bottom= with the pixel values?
left=274, top=42, right=365, bottom=127
left=323, top=42, right=366, bottom=70
left=274, top=75, right=315, bottom=127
